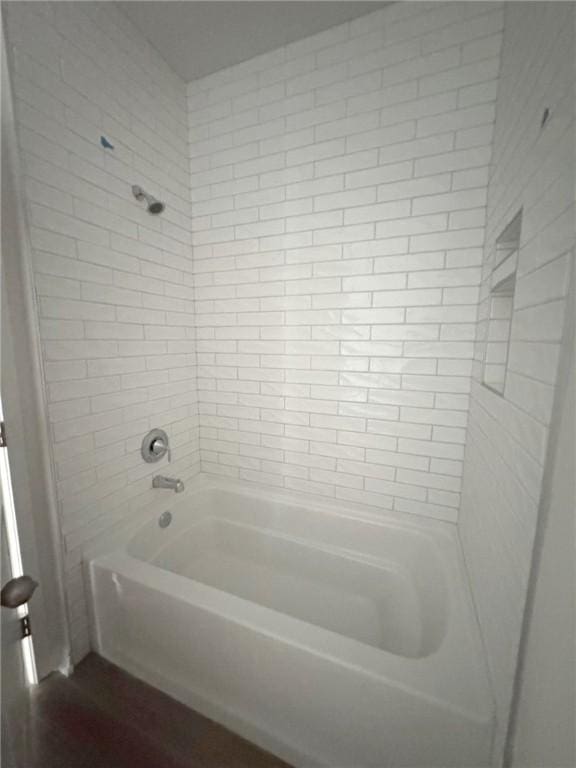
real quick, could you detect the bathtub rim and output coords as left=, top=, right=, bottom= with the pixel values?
left=82, top=473, right=460, bottom=564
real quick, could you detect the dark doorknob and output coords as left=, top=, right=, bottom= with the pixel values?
left=1, top=575, right=38, bottom=608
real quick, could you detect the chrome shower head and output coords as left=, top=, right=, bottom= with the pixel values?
left=132, top=184, right=165, bottom=215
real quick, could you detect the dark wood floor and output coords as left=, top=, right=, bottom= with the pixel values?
left=13, top=653, right=291, bottom=768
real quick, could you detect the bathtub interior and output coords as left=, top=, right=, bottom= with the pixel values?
left=126, top=487, right=448, bottom=659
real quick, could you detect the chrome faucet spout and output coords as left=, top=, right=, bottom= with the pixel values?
left=152, top=475, right=184, bottom=493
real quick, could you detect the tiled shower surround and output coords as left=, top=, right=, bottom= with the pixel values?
left=188, top=3, right=503, bottom=518
left=5, top=0, right=504, bottom=663
left=4, top=0, right=575, bottom=757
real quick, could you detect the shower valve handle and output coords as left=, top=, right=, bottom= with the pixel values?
left=151, top=438, right=171, bottom=462
left=150, top=437, right=166, bottom=456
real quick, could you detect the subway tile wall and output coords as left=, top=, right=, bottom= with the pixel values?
left=187, top=2, right=504, bottom=521
left=4, top=2, right=200, bottom=660
left=459, top=1, right=575, bottom=753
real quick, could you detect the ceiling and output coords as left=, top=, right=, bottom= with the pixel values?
left=118, top=2, right=389, bottom=82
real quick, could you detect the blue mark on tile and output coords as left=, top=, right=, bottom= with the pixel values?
left=100, top=135, right=114, bottom=150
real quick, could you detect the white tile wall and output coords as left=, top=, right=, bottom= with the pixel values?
left=187, top=2, right=503, bottom=522
left=458, top=1, right=575, bottom=756
left=4, top=2, right=200, bottom=660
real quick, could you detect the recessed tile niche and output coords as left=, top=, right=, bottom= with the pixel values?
left=482, top=211, right=522, bottom=395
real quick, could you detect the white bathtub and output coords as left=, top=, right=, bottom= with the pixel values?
left=86, top=479, right=494, bottom=767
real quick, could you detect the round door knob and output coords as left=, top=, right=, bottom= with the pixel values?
left=1, top=575, right=38, bottom=608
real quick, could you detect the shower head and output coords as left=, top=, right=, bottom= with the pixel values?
left=132, top=184, right=165, bottom=215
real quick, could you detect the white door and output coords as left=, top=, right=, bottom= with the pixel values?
left=1, top=515, right=25, bottom=768
left=1, top=443, right=38, bottom=768
left=1, top=512, right=27, bottom=768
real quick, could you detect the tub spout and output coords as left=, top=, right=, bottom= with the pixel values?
left=152, top=475, right=184, bottom=493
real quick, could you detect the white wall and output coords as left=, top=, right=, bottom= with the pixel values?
left=187, top=2, right=503, bottom=521
left=3, top=2, right=200, bottom=661
left=458, top=1, right=575, bottom=756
